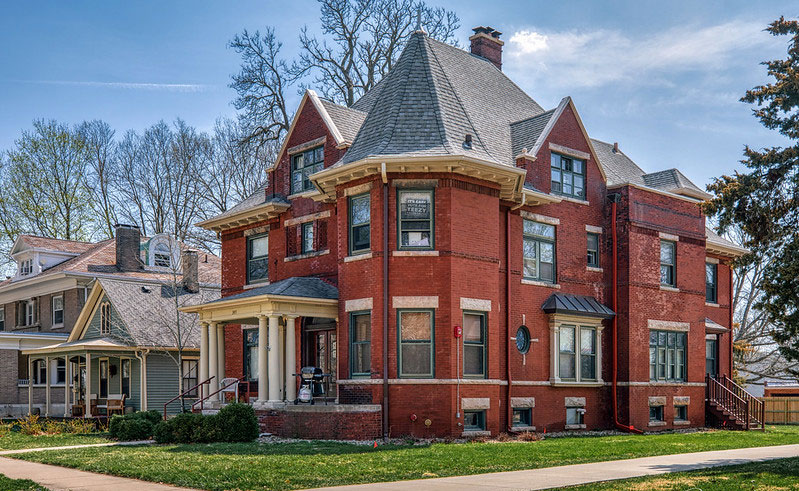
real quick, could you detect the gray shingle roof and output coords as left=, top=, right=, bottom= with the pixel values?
left=591, top=139, right=647, bottom=187
left=100, top=278, right=220, bottom=348
left=203, top=184, right=289, bottom=223
left=211, top=276, right=338, bottom=304
left=319, top=99, right=367, bottom=144
left=541, top=293, right=615, bottom=319
left=642, top=169, right=706, bottom=195
left=511, top=109, right=556, bottom=157
left=339, top=32, right=544, bottom=167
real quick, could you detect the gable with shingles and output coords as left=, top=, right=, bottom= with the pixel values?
left=83, top=292, right=134, bottom=344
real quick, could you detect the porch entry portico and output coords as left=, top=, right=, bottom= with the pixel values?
left=185, top=277, right=339, bottom=406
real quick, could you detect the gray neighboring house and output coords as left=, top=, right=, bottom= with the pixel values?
left=0, top=224, right=220, bottom=417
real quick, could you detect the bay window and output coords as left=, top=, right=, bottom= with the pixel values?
left=398, top=310, right=434, bottom=377
left=349, top=194, right=371, bottom=255
left=247, top=234, right=269, bottom=284
left=350, top=312, right=371, bottom=377
left=552, top=321, right=602, bottom=383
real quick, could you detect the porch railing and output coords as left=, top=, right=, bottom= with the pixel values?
left=706, top=375, right=765, bottom=430
left=719, top=374, right=765, bottom=430
left=163, top=376, right=214, bottom=420
left=191, top=376, right=245, bottom=412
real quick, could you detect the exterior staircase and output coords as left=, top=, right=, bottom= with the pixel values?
left=706, top=375, right=765, bottom=431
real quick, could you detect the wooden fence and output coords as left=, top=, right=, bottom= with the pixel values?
left=762, top=397, right=799, bottom=424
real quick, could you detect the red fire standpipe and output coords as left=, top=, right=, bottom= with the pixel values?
left=611, top=196, right=642, bottom=434
left=506, top=208, right=513, bottom=433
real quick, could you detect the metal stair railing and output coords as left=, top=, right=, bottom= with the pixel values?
left=163, top=376, right=214, bottom=420
left=719, top=375, right=765, bottom=431
left=706, top=375, right=749, bottom=428
left=191, top=376, right=246, bottom=412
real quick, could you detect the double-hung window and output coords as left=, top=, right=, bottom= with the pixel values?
left=587, top=233, right=600, bottom=268
left=558, top=325, right=597, bottom=382
left=649, top=330, right=686, bottom=382
left=350, top=312, right=371, bottom=377
left=52, top=295, right=64, bottom=326
left=247, top=234, right=269, bottom=284
left=398, top=310, right=434, bottom=377
left=25, top=300, right=35, bottom=326
left=551, top=153, right=585, bottom=199
left=100, top=302, right=111, bottom=335
left=398, top=190, right=434, bottom=249
left=462, top=312, right=486, bottom=378
left=705, top=262, right=717, bottom=303
left=349, top=194, right=371, bottom=255
left=56, top=358, right=66, bottom=384
left=0, top=308, right=5, bottom=330
left=523, top=220, right=556, bottom=283
left=121, top=359, right=131, bottom=397
left=244, top=329, right=259, bottom=381
left=302, top=222, right=314, bottom=254
left=32, top=359, right=47, bottom=385
left=182, top=359, right=199, bottom=397
left=291, top=146, right=324, bottom=194
left=660, top=240, right=676, bottom=287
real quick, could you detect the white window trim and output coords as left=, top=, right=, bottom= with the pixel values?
left=52, top=295, right=64, bottom=327
left=549, top=315, right=604, bottom=385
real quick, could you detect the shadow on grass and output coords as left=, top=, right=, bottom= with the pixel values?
left=162, top=440, right=432, bottom=457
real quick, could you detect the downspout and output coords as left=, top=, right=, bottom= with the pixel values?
left=135, top=349, right=150, bottom=411
left=505, top=207, right=513, bottom=433
left=610, top=194, right=641, bottom=434
left=381, top=163, right=389, bottom=440
left=728, top=265, right=734, bottom=377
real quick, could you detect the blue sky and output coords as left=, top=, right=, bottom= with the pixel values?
left=0, top=1, right=794, bottom=189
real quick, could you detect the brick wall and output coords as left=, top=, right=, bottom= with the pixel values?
left=257, top=406, right=381, bottom=440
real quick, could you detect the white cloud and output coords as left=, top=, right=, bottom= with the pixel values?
left=505, top=20, right=771, bottom=89
left=27, top=80, right=208, bottom=92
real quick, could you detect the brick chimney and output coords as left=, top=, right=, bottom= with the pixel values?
left=182, top=250, right=199, bottom=293
left=470, top=26, right=504, bottom=70
left=115, top=224, right=142, bottom=272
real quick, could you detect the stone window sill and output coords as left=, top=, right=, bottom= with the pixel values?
left=660, top=285, right=680, bottom=293
left=674, top=420, right=691, bottom=426
left=511, top=426, right=536, bottom=432
left=344, top=252, right=373, bottom=262
left=52, top=323, right=64, bottom=329
left=648, top=421, right=667, bottom=427
left=392, top=250, right=439, bottom=257
left=564, top=424, right=586, bottom=430
left=243, top=281, right=270, bottom=290
left=586, top=266, right=603, bottom=273
left=462, top=430, right=490, bottom=437
left=705, top=302, right=720, bottom=308
left=521, top=279, right=561, bottom=289
left=550, top=381, right=604, bottom=387
left=284, top=249, right=330, bottom=262
left=559, top=196, right=590, bottom=206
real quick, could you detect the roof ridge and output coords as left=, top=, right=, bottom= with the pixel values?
left=19, top=234, right=97, bottom=244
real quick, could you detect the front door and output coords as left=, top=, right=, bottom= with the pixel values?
left=706, top=337, right=718, bottom=378
left=302, top=318, right=337, bottom=399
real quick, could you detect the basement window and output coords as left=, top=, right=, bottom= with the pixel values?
left=674, top=405, right=688, bottom=422
left=649, top=405, right=664, bottom=423
left=464, top=410, right=486, bottom=431
left=566, top=407, right=584, bottom=426
left=512, top=408, right=532, bottom=427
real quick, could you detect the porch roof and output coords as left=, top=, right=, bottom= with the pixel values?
left=21, top=337, right=134, bottom=355
left=542, top=293, right=615, bottom=319
left=180, top=276, right=339, bottom=323
left=705, top=318, right=730, bottom=334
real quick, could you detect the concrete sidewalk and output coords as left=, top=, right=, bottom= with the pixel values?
left=311, top=444, right=799, bottom=490
left=0, top=440, right=152, bottom=456
left=0, top=455, right=200, bottom=491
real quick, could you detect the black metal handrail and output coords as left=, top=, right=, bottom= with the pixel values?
left=191, top=376, right=245, bottom=411
left=163, top=376, right=214, bottom=420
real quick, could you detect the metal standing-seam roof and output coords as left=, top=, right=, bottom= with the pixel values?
left=542, top=293, right=615, bottom=319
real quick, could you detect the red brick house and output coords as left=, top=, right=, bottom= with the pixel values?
left=184, top=26, right=752, bottom=439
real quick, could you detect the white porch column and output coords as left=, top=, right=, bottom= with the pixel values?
left=268, top=315, right=280, bottom=403
left=217, top=324, right=226, bottom=399
left=285, top=316, right=297, bottom=403
left=85, top=353, right=92, bottom=418
left=199, top=322, right=209, bottom=399
left=45, top=356, right=50, bottom=417
left=278, top=322, right=285, bottom=401
left=257, top=316, right=268, bottom=403
left=208, top=321, right=218, bottom=392
left=64, top=355, right=70, bottom=417
left=27, top=356, right=32, bottom=416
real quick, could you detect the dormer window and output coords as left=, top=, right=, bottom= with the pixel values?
left=19, top=259, right=33, bottom=276
left=153, top=242, right=172, bottom=268
left=291, top=146, right=324, bottom=194
left=551, top=153, right=585, bottom=199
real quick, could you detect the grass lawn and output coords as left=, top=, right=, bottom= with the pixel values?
left=0, top=432, right=110, bottom=451
left=0, top=474, right=46, bottom=491
left=12, top=425, right=799, bottom=491
left=566, top=456, right=799, bottom=490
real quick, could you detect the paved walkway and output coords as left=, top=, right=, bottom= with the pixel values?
left=0, top=441, right=198, bottom=491
left=312, top=444, right=799, bottom=490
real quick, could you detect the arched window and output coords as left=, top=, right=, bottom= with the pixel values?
left=100, top=302, right=111, bottom=335
left=153, top=242, right=172, bottom=268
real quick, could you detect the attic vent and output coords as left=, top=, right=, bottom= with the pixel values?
left=463, top=134, right=473, bottom=150
left=141, top=286, right=152, bottom=294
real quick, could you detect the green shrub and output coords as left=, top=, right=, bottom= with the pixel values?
left=111, top=417, right=153, bottom=441
left=153, top=420, right=174, bottom=444
left=154, top=413, right=203, bottom=444
left=216, top=403, right=259, bottom=442
left=131, top=410, right=163, bottom=426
